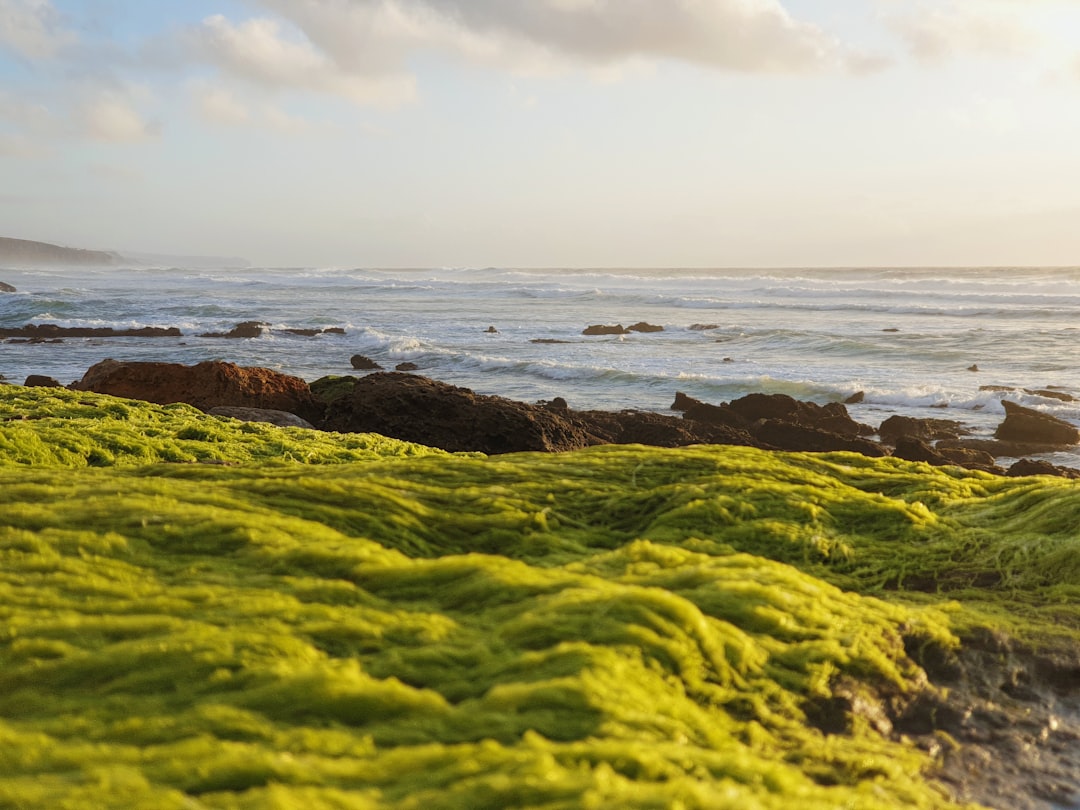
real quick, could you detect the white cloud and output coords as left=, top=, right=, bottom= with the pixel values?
left=191, top=13, right=417, bottom=106
left=883, top=1, right=1047, bottom=63
left=75, top=92, right=159, bottom=142
left=250, top=0, right=875, bottom=76
left=0, top=0, right=74, bottom=59
left=194, top=84, right=252, bottom=126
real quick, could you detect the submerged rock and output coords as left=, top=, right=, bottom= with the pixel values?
left=582, top=324, right=629, bottom=335
left=198, top=320, right=268, bottom=339
left=0, top=323, right=182, bottom=339
left=350, top=354, right=383, bottom=370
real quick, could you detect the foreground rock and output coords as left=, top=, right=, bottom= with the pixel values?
left=0, top=323, right=182, bottom=339
left=208, top=406, right=315, bottom=429
left=72, top=360, right=321, bottom=422
left=582, top=324, right=629, bottom=335
left=321, top=373, right=599, bottom=454
left=0, top=281, right=15, bottom=292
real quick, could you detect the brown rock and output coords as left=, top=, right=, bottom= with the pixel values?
left=754, top=420, right=887, bottom=456
left=71, top=360, right=321, bottom=421
left=350, top=355, right=383, bottom=370
left=208, top=406, right=315, bottom=429
left=485, top=326, right=499, bottom=333
left=582, top=324, right=629, bottom=335
left=671, top=392, right=700, bottom=412
left=24, top=375, right=62, bottom=387
left=723, top=393, right=873, bottom=437
left=198, top=321, right=267, bottom=339
left=395, top=362, right=419, bottom=372
left=1006, top=459, right=1080, bottom=479
left=531, top=338, right=570, bottom=344
left=844, top=391, right=865, bottom=404
left=0, top=281, right=15, bottom=293
left=878, top=415, right=965, bottom=445
left=627, top=322, right=663, bottom=333
left=320, top=373, right=600, bottom=454
left=0, top=323, right=182, bottom=339
left=688, top=324, right=719, bottom=331
left=892, top=437, right=951, bottom=465
left=281, top=327, right=345, bottom=337
left=994, top=400, right=1079, bottom=446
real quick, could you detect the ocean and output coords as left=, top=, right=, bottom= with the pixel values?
left=4, top=263, right=1080, bottom=467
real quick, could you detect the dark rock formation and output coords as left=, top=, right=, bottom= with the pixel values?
left=198, top=321, right=267, bottom=339
left=72, top=360, right=321, bottom=422
left=0, top=236, right=122, bottom=266
left=24, top=375, right=62, bottom=387
left=531, top=338, right=571, bottom=344
left=0, top=324, right=182, bottom=339
left=892, top=437, right=1001, bottom=473
left=688, top=324, right=719, bottom=331
left=350, top=355, right=383, bottom=370
left=208, top=406, right=315, bottom=429
left=0, top=281, right=15, bottom=292
left=1006, top=459, right=1080, bottom=479
left=844, top=391, right=865, bottom=404
left=878, top=415, right=966, bottom=445
left=673, top=392, right=880, bottom=455
left=320, top=373, right=599, bottom=454
left=281, top=327, right=346, bottom=337
left=395, top=362, right=419, bottom=372
left=980, top=385, right=1078, bottom=403
left=578, top=409, right=760, bottom=449
left=582, top=324, right=629, bottom=336
left=485, top=326, right=499, bottom=333
left=627, top=322, right=663, bottom=333
left=754, top=420, right=887, bottom=457
left=995, top=400, right=1080, bottom=446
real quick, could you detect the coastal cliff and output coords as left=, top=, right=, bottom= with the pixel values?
left=0, top=236, right=123, bottom=266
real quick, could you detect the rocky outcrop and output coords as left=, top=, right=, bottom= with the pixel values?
left=573, top=409, right=760, bottom=450
left=350, top=355, right=383, bottom=370
left=582, top=324, right=629, bottom=335
left=208, top=406, right=315, bottom=429
left=878, top=415, right=967, bottom=445
left=627, top=322, right=663, bottom=333
left=0, top=281, right=15, bottom=293
left=24, top=375, right=62, bottom=387
left=395, top=362, right=419, bottom=371
left=892, top=437, right=1001, bottom=473
left=0, top=324, right=182, bottom=339
left=198, top=321, right=267, bottom=339
left=1006, top=459, right=1080, bottom=479
left=281, top=327, right=346, bottom=337
left=994, top=400, right=1079, bottom=446
left=72, top=360, right=321, bottom=422
left=320, top=373, right=599, bottom=454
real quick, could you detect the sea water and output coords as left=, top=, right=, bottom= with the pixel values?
left=3, top=263, right=1080, bottom=466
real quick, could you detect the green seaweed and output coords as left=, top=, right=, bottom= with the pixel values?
left=1, top=384, right=1078, bottom=808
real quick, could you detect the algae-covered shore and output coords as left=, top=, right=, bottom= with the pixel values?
left=1, top=383, right=1078, bottom=809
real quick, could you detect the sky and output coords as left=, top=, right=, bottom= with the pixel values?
left=2, top=0, right=1080, bottom=268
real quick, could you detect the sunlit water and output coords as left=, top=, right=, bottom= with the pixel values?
left=4, top=264, right=1080, bottom=466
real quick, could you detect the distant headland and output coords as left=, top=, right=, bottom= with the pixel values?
left=0, top=236, right=125, bottom=267
left=0, top=237, right=250, bottom=269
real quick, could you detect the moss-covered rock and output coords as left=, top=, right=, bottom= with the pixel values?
left=0, top=384, right=1077, bottom=809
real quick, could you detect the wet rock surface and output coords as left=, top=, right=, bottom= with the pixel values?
left=0, top=323, right=182, bottom=339
left=911, top=633, right=1080, bottom=810
left=0, top=281, right=15, bottom=292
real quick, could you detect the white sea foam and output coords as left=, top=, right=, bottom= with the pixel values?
left=5, top=264, right=1080, bottom=464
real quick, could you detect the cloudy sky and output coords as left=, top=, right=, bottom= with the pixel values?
left=2, top=0, right=1080, bottom=267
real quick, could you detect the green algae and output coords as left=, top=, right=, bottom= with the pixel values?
left=1, top=386, right=1079, bottom=808
left=0, top=383, right=446, bottom=466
